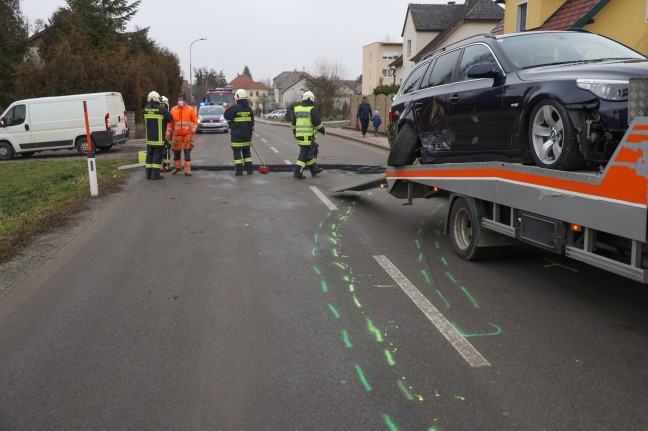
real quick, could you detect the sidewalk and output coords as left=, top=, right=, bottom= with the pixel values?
left=256, top=118, right=390, bottom=151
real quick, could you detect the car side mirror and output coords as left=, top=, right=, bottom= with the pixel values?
left=467, top=63, right=502, bottom=79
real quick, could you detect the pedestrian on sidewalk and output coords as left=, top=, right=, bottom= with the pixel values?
left=292, top=91, right=325, bottom=179
left=372, top=110, right=382, bottom=137
left=224, top=89, right=255, bottom=176
left=167, top=94, right=198, bottom=176
left=356, top=96, right=372, bottom=138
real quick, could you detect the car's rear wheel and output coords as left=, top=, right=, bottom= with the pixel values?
left=0, top=142, right=15, bottom=161
left=387, top=123, right=418, bottom=166
left=529, top=99, right=584, bottom=170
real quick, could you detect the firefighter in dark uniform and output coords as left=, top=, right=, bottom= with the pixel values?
left=292, top=91, right=325, bottom=179
left=159, top=95, right=172, bottom=172
left=224, top=89, right=255, bottom=176
left=143, top=91, right=173, bottom=180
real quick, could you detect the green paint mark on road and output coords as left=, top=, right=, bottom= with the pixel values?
left=367, top=317, right=383, bottom=342
left=355, top=364, right=372, bottom=392
left=330, top=224, right=337, bottom=230
left=417, top=227, right=423, bottom=235
left=455, top=395, right=466, bottom=401
left=436, top=290, right=450, bottom=308
left=415, top=240, right=421, bottom=249
left=342, top=330, right=352, bottom=348
left=314, top=234, right=319, bottom=243
left=319, top=221, right=324, bottom=228
left=328, top=237, right=338, bottom=245
left=441, top=257, right=448, bottom=266
left=445, top=272, right=458, bottom=284
left=343, top=275, right=350, bottom=282
left=459, top=285, right=480, bottom=308
left=384, top=349, right=395, bottom=366
left=332, top=232, right=338, bottom=238
left=421, top=270, right=432, bottom=285
left=327, top=304, right=340, bottom=319
left=313, top=266, right=321, bottom=276
left=321, top=280, right=328, bottom=293
left=434, top=241, right=440, bottom=249
left=418, top=253, right=424, bottom=262
left=544, top=258, right=579, bottom=273
left=452, top=322, right=502, bottom=338
left=382, top=413, right=399, bottom=431
left=436, top=229, right=441, bottom=237
left=332, top=249, right=339, bottom=258
left=397, top=379, right=415, bottom=401
left=333, top=262, right=346, bottom=270
left=353, top=296, right=362, bottom=308
left=348, top=284, right=355, bottom=292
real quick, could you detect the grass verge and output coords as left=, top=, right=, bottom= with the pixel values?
left=0, top=158, right=132, bottom=262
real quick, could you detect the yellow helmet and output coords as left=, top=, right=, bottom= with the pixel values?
left=302, top=91, right=315, bottom=102
left=147, top=91, right=160, bottom=102
left=235, top=89, right=248, bottom=100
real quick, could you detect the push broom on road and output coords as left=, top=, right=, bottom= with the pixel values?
left=250, top=142, right=269, bottom=174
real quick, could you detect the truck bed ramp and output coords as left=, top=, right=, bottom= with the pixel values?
left=330, top=174, right=387, bottom=193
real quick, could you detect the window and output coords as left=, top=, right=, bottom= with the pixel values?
left=401, top=61, right=431, bottom=94
left=516, top=2, right=527, bottom=32
left=457, top=44, right=497, bottom=81
left=382, top=51, right=399, bottom=60
left=425, top=50, right=461, bottom=88
left=382, top=69, right=394, bottom=78
left=407, top=40, right=411, bottom=57
left=2, top=104, right=26, bottom=126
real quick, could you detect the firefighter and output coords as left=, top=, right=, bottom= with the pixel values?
left=166, top=93, right=198, bottom=176
left=159, top=96, right=172, bottom=172
left=224, top=89, right=255, bottom=176
left=143, top=91, right=173, bottom=180
left=292, top=91, right=325, bottom=179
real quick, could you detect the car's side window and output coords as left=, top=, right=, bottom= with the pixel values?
left=427, top=50, right=461, bottom=87
left=457, top=45, right=498, bottom=81
left=401, top=60, right=431, bottom=94
left=2, top=105, right=26, bottom=126
left=419, top=59, right=437, bottom=90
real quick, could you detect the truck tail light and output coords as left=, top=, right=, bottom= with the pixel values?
left=105, top=113, right=111, bottom=131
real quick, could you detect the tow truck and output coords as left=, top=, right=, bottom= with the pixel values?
left=334, top=78, right=648, bottom=283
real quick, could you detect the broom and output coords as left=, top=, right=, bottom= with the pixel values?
left=250, top=142, right=269, bottom=174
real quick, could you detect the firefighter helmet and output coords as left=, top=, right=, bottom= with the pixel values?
left=302, top=91, right=315, bottom=102
left=147, top=91, right=160, bottom=102
left=160, top=95, right=169, bottom=106
left=235, top=89, right=248, bottom=100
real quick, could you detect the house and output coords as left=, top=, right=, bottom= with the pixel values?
left=272, top=71, right=313, bottom=108
left=495, top=0, right=648, bottom=53
left=397, top=0, right=504, bottom=83
left=228, top=74, right=268, bottom=111
left=362, top=42, right=403, bottom=94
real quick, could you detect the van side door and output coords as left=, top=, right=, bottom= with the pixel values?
left=1, top=104, right=31, bottom=152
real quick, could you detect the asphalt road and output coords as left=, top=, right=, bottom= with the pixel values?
left=0, top=123, right=647, bottom=430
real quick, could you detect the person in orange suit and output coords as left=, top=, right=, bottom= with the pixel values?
left=166, top=93, right=198, bottom=176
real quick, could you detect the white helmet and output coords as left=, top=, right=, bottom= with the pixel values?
left=302, top=91, right=315, bottom=102
left=147, top=91, right=160, bottom=102
left=160, top=95, right=169, bottom=105
left=235, top=89, right=248, bottom=100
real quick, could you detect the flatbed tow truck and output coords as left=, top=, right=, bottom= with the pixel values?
left=334, top=79, right=648, bottom=283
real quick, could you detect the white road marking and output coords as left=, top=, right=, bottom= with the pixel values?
left=310, top=186, right=338, bottom=211
left=373, top=255, right=491, bottom=368
left=254, top=133, right=260, bottom=137
left=283, top=159, right=292, bottom=165
left=269, top=146, right=280, bottom=154
left=261, top=138, right=268, bottom=144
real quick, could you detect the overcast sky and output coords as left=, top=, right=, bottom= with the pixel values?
left=20, top=0, right=467, bottom=84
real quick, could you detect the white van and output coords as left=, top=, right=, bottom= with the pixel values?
left=0, top=92, right=129, bottom=160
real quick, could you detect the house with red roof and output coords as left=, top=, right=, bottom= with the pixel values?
left=228, top=74, right=268, bottom=112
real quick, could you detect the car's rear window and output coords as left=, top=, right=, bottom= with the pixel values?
left=499, top=32, right=644, bottom=69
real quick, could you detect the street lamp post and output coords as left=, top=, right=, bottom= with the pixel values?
left=189, top=38, right=207, bottom=104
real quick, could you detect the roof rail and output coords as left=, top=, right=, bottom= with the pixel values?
left=422, top=33, right=496, bottom=61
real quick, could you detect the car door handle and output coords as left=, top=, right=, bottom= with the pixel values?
left=24, top=124, right=29, bottom=131
left=449, top=94, right=460, bottom=103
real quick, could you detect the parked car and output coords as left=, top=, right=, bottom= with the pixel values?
left=266, top=109, right=286, bottom=119
left=196, top=104, right=228, bottom=133
left=0, top=92, right=129, bottom=160
left=388, top=30, right=648, bottom=170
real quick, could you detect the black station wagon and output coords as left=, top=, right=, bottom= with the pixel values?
left=388, top=30, right=648, bottom=170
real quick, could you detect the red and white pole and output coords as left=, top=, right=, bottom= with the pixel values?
left=83, top=101, right=99, bottom=196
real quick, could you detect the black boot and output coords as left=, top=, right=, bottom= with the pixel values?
left=145, top=168, right=152, bottom=180
left=293, top=166, right=306, bottom=179
left=310, top=164, right=324, bottom=177
left=245, top=163, right=254, bottom=175
left=235, top=165, right=243, bottom=176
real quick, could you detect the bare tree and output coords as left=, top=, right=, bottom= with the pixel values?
left=305, top=59, right=350, bottom=119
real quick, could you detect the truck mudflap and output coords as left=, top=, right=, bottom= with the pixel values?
left=330, top=174, right=387, bottom=193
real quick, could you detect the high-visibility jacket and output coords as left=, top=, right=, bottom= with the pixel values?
left=144, top=101, right=173, bottom=146
left=166, top=105, right=198, bottom=139
left=292, top=103, right=324, bottom=145
left=224, top=100, right=254, bottom=147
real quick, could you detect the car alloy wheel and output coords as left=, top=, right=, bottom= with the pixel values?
left=529, top=99, right=583, bottom=170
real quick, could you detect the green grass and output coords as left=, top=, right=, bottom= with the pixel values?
left=0, top=158, right=131, bottom=259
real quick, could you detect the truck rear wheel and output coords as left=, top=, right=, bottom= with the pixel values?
left=0, top=142, right=15, bottom=161
left=387, top=123, right=418, bottom=166
left=449, top=197, right=489, bottom=261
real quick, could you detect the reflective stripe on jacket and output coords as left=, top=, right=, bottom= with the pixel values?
left=144, top=101, right=173, bottom=146
left=224, top=100, right=254, bottom=146
left=292, top=104, right=323, bottom=145
left=167, top=105, right=198, bottom=138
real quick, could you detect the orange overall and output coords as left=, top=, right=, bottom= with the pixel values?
left=166, top=105, right=198, bottom=173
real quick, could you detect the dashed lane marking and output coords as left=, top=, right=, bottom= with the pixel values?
left=310, top=186, right=338, bottom=211
left=373, top=255, right=490, bottom=368
left=261, top=138, right=268, bottom=144
left=283, top=159, right=292, bottom=165
left=270, top=146, right=280, bottom=154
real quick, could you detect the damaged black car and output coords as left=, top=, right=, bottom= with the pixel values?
left=388, top=30, right=648, bottom=170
